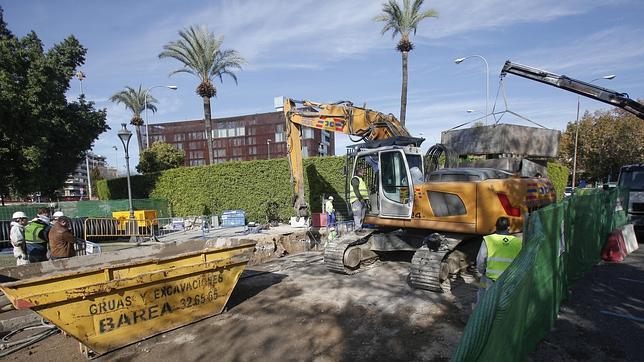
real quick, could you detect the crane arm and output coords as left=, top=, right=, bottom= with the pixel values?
left=283, top=98, right=410, bottom=218
left=500, top=60, right=644, bottom=120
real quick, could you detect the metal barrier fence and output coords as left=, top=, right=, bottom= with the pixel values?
left=83, top=217, right=157, bottom=241
left=1, top=215, right=216, bottom=247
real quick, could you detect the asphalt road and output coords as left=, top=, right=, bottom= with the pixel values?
left=530, top=244, right=644, bottom=361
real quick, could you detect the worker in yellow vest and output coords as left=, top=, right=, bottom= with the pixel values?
left=325, top=196, right=336, bottom=227
left=350, top=168, right=368, bottom=231
left=476, top=217, right=522, bottom=303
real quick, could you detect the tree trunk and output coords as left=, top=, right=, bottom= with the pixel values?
left=400, top=51, right=409, bottom=127
left=135, top=125, right=144, bottom=154
left=203, top=96, right=214, bottom=165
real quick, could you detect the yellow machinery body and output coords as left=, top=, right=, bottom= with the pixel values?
left=363, top=177, right=556, bottom=234
left=0, top=238, right=255, bottom=355
left=112, top=210, right=158, bottom=229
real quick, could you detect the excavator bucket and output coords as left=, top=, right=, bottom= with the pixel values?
left=0, top=238, right=255, bottom=355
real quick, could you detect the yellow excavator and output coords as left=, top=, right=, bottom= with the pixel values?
left=283, top=98, right=555, bottom=292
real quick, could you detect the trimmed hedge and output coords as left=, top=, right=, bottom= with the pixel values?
left=97, top=157, right=346, bottom=223
left=547, top=162, right=569, bottom=201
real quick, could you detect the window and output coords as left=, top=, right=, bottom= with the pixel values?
left=380, top=151, right=409, bottom=204
left=302, top=146, right=309, bottom=158
left=248, top=127, right=256, bottom=136
left=428, top=192, right=466, bottom=216
left=217, top=129, right=227, bottom=138
left=275, top=124, right=285, bottom=142
left=174, top=133, right=186, bottom=142
left=227, top=128, right=236, bottom=137
left=189, top=151, right=204, bottom=159
left=175, top=143, right=184, bottom=150
left=303, top=128, right=314, bottom=139
left=215, top=149, right=226, bottom=157
left=232, top=148, right=242, bottom=156
left=189, top=131, right=204, bottom=140
left=232, top=138, right=245, bottom=147
left=189, top=159, right=205, bottom=166
left=247, top=137, right=256, bottom=145
left=236, top=127, right=245, bottom=136
left=188, top=142, right=200, bottom=150
left=249, top=146, right=257, bottom=155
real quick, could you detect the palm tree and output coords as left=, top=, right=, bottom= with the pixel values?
left=375, top=0, right=438, bottom=126
left=159, top=26, right=246, bottom=165
left=109, top=85, right=158, bottom=153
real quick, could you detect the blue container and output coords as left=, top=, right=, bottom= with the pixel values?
left=221, top=210, right=245, bottom=227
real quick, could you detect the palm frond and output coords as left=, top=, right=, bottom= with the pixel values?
left=160, top=25, right=246, bottom=98
left=375, top=0, right=437, bottom=39
left=108, top=84, right=158, bottom=116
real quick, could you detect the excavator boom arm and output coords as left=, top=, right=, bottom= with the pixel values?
left=283, top=98, right=410, bottom=217
left=501, top=61, right=644, bottom=119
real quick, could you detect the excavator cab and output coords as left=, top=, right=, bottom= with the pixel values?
left=347, top=137, right=424, bottom=220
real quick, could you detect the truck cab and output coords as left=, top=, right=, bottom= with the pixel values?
left=618, top=164, right=644, bottom=239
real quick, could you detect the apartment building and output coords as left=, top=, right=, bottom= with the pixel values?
left=147, top=111, right=335, bottom=166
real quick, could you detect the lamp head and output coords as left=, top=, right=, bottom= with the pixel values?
left=117, top=123, right=132, bottom=148
left=167, top=85, right=178, bottom=90
left=603, top=75, right=616, bottom=80
left=454, top=57, right=466, bottom=64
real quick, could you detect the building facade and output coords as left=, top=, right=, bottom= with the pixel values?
left=147, top=111, right=335, bottom=166
left=61, top=152, right=116, bottom=200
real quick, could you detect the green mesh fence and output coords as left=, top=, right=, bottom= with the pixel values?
left=453, top=187, right=629, bottom=361
left=0, top=199, right=171, bottom=220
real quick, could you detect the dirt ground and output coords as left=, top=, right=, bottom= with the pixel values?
left=4, top=252, right=477, bottom=362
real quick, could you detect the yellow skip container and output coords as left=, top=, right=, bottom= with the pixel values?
left=0, top=238, right=256, bottom=355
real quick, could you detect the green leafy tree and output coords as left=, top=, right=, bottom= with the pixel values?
left=109, top=85, right=158, bottom=154
left=558, top=108, right=644, bottom=183
left=90, top=166, right=104, bottom=197
left=136, top=142, right=185, bottom=174
left=159, top=26, right=246, bottom=165
left=0, top=8, right=108, bottom=197
left=375, top=0, right=438, bottom=126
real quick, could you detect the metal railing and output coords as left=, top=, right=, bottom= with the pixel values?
left=83, top=217, right=155, bottom=242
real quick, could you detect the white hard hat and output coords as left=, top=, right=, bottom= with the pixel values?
left=328, top=196, right=334, bottom=200
left=12, top=211, right=27, bottom=219
left=53, top=211, right=64, bottom=218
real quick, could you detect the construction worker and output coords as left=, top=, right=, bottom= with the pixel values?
left=476, top=217, right=522, bottom=302
left=10, top=211, right=29, bottom=265
left=325, top=196, right=336, bottom=227
left=48, top=216, right=76, bottom=260
left=24, top=208, right=50, bottom=262
left=350, top=168, right=368, bottom=231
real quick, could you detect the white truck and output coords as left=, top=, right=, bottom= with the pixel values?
left=618, top=164, right=644, bottom=241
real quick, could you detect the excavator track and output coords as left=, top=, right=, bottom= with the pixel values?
left=324, top=233, right=378, bottom=275
left=409, top=246, right=449, bottom=292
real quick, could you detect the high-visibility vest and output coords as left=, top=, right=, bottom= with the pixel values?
left=24, top=221, right=47, bottom=244
left=350, top=176, right=368, bottom=203
left=325, top=200, right=334, bottom=213
left=483, top=233, right=522, bottom=281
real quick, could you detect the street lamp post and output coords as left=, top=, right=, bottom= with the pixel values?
left=85, top=154, right=92, bottom=200
left=117, top=123, right=134, bottom=220
left=112, top=146, right=118, bottom=176
left=571, top=74, right=616, bottom=191
left=454, top=55, right=489, bottom=125
left=144, top=85, right=178, bottom=149
left=267, top=139, right=272, bottom=159
left=75, top=70, right=86, bottom=96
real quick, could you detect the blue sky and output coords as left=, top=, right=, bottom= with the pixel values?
left=3, top=0, right=644, bottom=173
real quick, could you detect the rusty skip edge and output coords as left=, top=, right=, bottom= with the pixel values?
left=1, top=241, right=256, bottom=309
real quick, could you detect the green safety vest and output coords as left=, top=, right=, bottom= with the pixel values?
left=483, top=233, right=522, bottom=281
left=350, top=176, right=368, bottom=204
left=24, top=221, right=47, bottom=244
left=325, top=200, right=334, bottom=213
